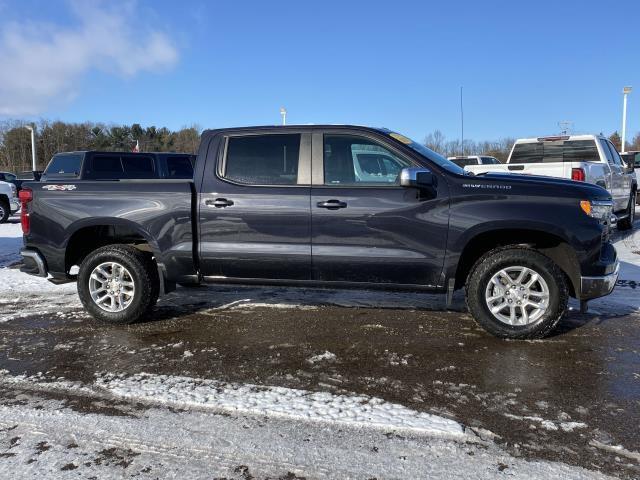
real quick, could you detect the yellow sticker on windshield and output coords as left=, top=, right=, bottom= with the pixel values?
left=389, top=133, right=412, bottom=144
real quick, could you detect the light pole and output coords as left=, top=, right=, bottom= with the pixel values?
left=24, top=124, right=37, bottom=172
left=622, top=86, right=632, bottom=153
left=280, top=107, right=287, bottom=126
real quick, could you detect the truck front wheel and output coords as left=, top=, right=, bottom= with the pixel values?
left=77, top=245, right=160, bottom=325
left=465, top=247, right=568, bottom=339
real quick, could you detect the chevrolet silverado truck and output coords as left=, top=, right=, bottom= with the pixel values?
left=463, top=135, right=636, bottom=230
left=18, top=126, right=619, bottom=339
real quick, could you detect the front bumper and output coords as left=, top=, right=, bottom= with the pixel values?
left=20, top=249, right=47, bottom=277
left=10, top=199, right=19, bottom=213
left=580, top=261, right=619, bottom=300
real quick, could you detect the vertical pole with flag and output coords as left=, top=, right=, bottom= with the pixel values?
left=132, top=140, right=140, bottom=153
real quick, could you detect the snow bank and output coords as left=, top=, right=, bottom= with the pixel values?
left=95, top=372, right=466, bottom=439
left=0, top=220, right=22, bottom=267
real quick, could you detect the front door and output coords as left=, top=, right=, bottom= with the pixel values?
left=311, top=132, right=449, bottom=287
left=199, top=132, right=312, bottom=280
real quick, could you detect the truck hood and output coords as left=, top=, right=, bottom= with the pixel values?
left=468, top=172, right=611, bottom=201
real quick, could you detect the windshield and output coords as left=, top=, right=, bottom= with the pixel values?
left=385, top=131, right=466, bottom=175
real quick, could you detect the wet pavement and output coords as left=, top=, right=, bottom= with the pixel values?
left=0, top=285, right=639, bottom=478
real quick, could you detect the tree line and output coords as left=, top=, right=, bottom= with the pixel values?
left=0, top=120, right=200, bottom=172
left=2, top=119, right=640, bottom=172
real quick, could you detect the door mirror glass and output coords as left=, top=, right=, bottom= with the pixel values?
left=400, top=167, right=435, bottom=187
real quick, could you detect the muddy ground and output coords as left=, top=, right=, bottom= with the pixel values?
left=0, top=284, right=638, bottom=478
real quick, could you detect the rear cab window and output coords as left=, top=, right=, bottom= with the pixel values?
left=450, top=158, right=479, bottom=167
left=510, top=140, right=600, bottom=163
left=43, top=153, right=84, bottom=180
left=481, top=156, right=500, bottom=165
left=163, top=154, right=195, bottom=179
left=84, top=153, right=157, bottom=179
left=222, top=134, right=301, bottom=185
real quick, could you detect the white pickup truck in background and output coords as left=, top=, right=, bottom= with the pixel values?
left=0, top=180, right=19, bottom=223
left=464, top=135, right=637, bottom=230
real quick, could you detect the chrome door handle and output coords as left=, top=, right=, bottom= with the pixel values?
left=206, top=198, right=234, bottom=208
left=317, top=199, right=347, bottom=209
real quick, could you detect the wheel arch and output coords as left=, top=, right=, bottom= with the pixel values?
left=453, top=228, right=581, bottom=298
left=64, top=218, right=162, bottom=273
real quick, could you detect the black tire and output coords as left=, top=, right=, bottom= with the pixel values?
left=0, top=199, right=9, bottom=224
left=617, top=191, right=636, bottom=231
left=465, top=247, right=568, bottom=339
left=77, top=244, right=160, bottom=325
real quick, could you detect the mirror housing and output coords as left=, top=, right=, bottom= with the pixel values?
left=400, top=167, right=435, bottom=188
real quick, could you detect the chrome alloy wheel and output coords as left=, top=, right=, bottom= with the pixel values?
left=89, top=262, right=135, bottom=312
left=484, top=266, right=550, bottom=326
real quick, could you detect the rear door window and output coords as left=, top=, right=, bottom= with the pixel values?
left=510, top=140, right=599, bottom=163
left=604, top=141, right=622, bottom=166
left=44, top=153, right=84, bottom=179
left=599, top=139, right=616, bottom=165
left=223, top=134, right=300, bottom=185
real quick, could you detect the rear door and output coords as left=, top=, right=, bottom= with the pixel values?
left=310, top=130, right=449, bottom=287
left=600, top=139, right=625, bottom=211
left=198, top=131, right=312, bottom=280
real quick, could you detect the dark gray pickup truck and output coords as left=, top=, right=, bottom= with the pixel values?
left=19, top=126, right=619, bottom=339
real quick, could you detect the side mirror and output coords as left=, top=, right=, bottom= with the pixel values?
left=400, top=167, right=435, bottom=188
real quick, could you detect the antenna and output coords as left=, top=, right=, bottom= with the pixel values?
left=460, top=86, right=464, bottom=155
left=558, top=120, right=573, bottom=135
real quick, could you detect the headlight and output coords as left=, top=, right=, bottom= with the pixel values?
left=10, top=184, right=17, bottom=197
left=580, top=200, right=612, bottom=221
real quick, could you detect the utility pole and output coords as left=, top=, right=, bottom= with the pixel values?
left=280, top=107, right=287, bottom=126
left=460, top=86, right=464, bottom=155
left=622, top=86, right=632, bottom=153
left=24, top=124, right=37, bottom=171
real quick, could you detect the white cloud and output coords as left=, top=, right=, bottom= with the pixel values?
left=0, top=0, right=178, bottom=115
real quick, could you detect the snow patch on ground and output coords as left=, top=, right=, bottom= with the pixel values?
left=95, top=372, right=466, bottom=439
left=306, top=351, right=337, bottom=364
left=0, top=220, right=22, bottom=267
left=0, top=393, right=615, bottom=480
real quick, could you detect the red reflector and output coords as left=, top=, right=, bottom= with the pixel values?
left=571, top=168, right=586, bottom=182
left=19, top=187, right=32, bottom=235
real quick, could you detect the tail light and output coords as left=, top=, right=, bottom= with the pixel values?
left=18, top=188, right=32, bottom=235
left=571, top=168, right=586, bottom=182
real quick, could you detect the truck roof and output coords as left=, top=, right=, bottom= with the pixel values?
left=202, top=125, right=390, bottom=135
left=54, top=151, right=194, bottom=156
left=514, top=134, right=604, bottom=144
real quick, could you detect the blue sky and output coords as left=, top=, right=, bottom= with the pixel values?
left=1, top=0, right=639, bottom=143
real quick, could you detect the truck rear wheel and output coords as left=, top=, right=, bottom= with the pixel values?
left=465, top=247, right=568, bottom=339
left=78, top=245, right=159, bottom=325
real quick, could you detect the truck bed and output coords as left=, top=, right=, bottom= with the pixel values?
left=23, top=179, right=195, bottom=282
